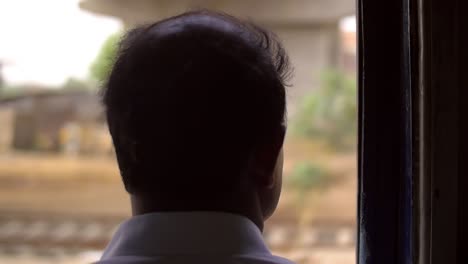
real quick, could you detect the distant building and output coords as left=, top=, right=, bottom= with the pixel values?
left=340, top=30, right=357, bottom=75
left=0, top=107, right=13, bottom=152
left=0, top=90, right=112, bottom=155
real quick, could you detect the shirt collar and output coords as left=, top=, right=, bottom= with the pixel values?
left=101, top=212, right=271, bottom=259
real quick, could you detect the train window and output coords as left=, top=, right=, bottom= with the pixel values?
left=0, top=1, right=357, bottom=264
left=5, top=1, right=466, bottom=264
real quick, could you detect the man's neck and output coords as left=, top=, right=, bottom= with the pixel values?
left=130, top=192, right=265, bottom=231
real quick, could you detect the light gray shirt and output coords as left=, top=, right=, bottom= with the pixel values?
left=96, top=212, right=294, bottom=264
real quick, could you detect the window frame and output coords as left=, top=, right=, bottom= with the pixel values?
left=357, top=0, right=415, bottom=263
left=358, top=0, right=468, bottom=263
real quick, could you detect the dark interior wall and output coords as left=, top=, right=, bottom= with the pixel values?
left=427, top=0, right=460, bottom=262
left=421, top=0, right=468, bottom=263
left=457, top=0, right=468, bottom=260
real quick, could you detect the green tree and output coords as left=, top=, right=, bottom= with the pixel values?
left=89, top=33, right=121, bottom=83
left=61, top=77, right=91, bottom=92
left=292, top=70, right=357, bottom=150
left=287, top=161, right=327, bottom=192
left=0, top=61, right=4, bottom=98
left=286, top=161, right=334, bottom=226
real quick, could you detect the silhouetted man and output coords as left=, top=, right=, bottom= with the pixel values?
left=97, top=10, right=293, bottom=264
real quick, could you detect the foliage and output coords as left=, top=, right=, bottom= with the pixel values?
left=287, top=161, right=328, bottom=192
left=89, top=33, right=121, bottom=83
left=0, top=62, right=4, bottom=98
left=0, top=84, right=49, bottom=100
left=291, top=70, right=357, bottom=150
left=0, top=80, right=91, bottom=100
left=61, top=77, right=91, bottom=92
left=0, top=87, right=20, bottom=99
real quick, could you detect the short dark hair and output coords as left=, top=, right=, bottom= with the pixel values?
left=103, top=10, right=292, bottom=195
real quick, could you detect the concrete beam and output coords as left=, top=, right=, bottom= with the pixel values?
left=80, top=0, right=354, bottom=26
left=79, top=0, right=354, bottom=113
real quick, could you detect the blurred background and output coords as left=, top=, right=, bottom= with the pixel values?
left=0, top=0, right=356, bottom=263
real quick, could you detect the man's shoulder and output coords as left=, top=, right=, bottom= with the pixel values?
left=95, top=254, right=295, bottom=264
left=234, top=254, right=296, bottom=264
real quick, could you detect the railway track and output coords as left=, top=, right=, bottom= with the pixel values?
left=0, top=211, right=356, bottom=257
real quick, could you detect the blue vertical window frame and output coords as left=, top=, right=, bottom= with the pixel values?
left=357, top=0, right=415, bottom=263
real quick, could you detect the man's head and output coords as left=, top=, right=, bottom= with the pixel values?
left=103, top=11, right=291, bottom=227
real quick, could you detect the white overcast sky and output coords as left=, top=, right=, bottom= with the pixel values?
left=0, top=0, right=355, bottom=86
left=0, top=0, right=121, bottom=86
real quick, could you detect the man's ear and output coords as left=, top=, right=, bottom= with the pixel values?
left=251, top=126, right=286, bottom=188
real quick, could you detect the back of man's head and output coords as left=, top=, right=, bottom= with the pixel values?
left=103, top=11, right=291, bottom=213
